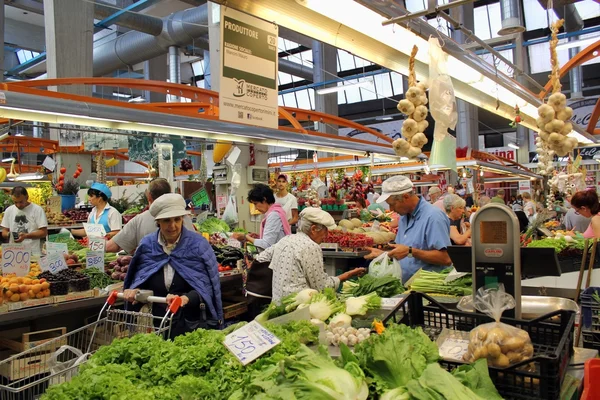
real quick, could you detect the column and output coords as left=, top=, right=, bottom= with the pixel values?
left=143, top=54, right=167, bottom=102
left=0, top=1, right=4, bottom=82
left=514, top=21, right=532, bottom=165
left=203, top=50, right=212, bottom=90
left=168, top=46, right=181, bottom=102
left=207, top=2, right=221, bottom=93
left=450, top=4, right=479, bottom=150
left=312, top=40, right=338, bottom=135
left=44, top=0, right=93, bottom=95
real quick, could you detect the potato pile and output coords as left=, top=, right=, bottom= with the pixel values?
left=463, top=323, right=534, bottom=368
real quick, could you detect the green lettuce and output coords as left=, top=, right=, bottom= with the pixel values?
left=405, top=363, right=484, bottom=400
left=451, top=359, right=502, bottom=400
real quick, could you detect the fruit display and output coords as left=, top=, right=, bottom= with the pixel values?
left=0, top=275, right=51, bottom=302
left=106, top=255, right=132, bottom=281
left=179, top=158, right=193, bottom=172
left=63, top=209, right=90, bottom=222
left=27, top=262, right=42, bottom=278
left=45, top=209, right=75, bottom=226
left=326, top=230, right=374, bottom=249
left=38, top=269, right=90, bottom=295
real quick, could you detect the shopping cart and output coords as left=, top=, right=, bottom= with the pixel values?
left=0, top=290, right=182, bottom=400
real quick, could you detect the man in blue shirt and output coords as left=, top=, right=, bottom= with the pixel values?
left=365, top=176, right=451, bottom=282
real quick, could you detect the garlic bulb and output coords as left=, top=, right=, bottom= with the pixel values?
left=538, top=104, right=555, bottom=124
left=410, top=132, right=428, bottom=148
left=402, top=119, right=418, bottom=137
left=548, top=92, right=567, bottom=112
left=556, top=107, right=573, bottom=121
left=397, top=99, right=415, bottom=115
left=412, top=105, right=428, bottom=122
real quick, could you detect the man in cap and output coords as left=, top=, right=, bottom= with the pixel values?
left=255, top=207, right=365, bottom=303
left=106, top=178, right=195, bottom=254
left=428, top=187, right=442, bottom=204
left=365, top=175, right=451, bottom=282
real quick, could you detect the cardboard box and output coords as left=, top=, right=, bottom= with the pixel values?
left=7, top=296, right=54, bottom=311
left=0, top=349, right=53, bottom=381
left=0, top=327, right=67, bottom=352
left=53, top=290, right=94, bottom=304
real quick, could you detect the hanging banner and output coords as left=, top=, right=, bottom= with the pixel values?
left=219, top=7, right=279, bottom=129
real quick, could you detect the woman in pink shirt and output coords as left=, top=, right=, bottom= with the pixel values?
left=570, top=190, right=600, bottom=238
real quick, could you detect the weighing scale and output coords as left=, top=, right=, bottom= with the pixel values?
left=448, top=204, right=562, bottom=319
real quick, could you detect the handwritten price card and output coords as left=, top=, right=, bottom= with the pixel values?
left=86, top=251, right=104, bottom=271
left=88, top=238, right=105, bottom=252
left=2, top=244, right=30, bottom=277
left=223, top=321, right=280, bottom=365
left=83, top=223, right=106, bottom=238
left=47, top=242, right=68, bottom=255
left=40, top=252, right=67, bottom=274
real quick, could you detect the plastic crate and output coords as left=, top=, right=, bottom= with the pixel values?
left=580, top=287, right=600, bottom=350
left=383, top=292, right=575, bottom=400
left=581, top=358, right=600, bottom=400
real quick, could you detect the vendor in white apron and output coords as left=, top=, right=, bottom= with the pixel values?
left=71, top=183, right=122, bottom=239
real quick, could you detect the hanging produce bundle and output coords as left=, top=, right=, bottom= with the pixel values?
left=393, top=45, right=429, bottom=158
left=179, top=158, right=193, bottom=172
left=536, top=19, right=577, bottom=166
left=96, top=153, right=106, bottom=183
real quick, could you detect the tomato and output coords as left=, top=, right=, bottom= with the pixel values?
left=60, top=167, right=66, bottom=174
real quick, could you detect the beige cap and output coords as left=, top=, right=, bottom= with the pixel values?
left=429, top=187, right=441, bottom=195
left=150, top=193, right=189, bottom=220
left=377, top=175, right=414, bottom=203
left=300, top=207, right=336, bottom=229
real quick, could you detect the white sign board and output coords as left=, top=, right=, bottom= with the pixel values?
left=223, top=321, right=280, bottom=365
left=46, top=242, right=68, bottom=255
left=518, top=181, right=531, bottom=194
left=226, top=238, right=242, bottom=249
left=438, top=338, right=470, bottom=362
left=1, top=244, right=30, bottom=277
left=86, top=251, right=104, bottom=271
left=88, top=238, right=105, bottom=252
left=219, top=7, right=278, bottom=129
left=83, top=223, right=106, bottom=238
left=40, top=252, right=67, bottom=274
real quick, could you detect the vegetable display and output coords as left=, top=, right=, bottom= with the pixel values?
left=195, top=217, right=232, bottom=234
left=342, top=275, right=405, bottom=298
left=80, top=268, right=118, bottom=289
left=408, top=269, right=472, bottom=297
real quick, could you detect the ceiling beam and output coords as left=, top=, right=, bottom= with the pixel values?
left=6, top=0, right=43, bottom=15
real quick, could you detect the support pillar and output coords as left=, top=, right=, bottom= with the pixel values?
left=207, top=2, right=221, bottom=93
left=312, top=40, right=338, bottom=136
left=144, top=54, right=167, bottom=103
left=450, top=3, right=479, bottom=150
left=44, top=0, right=93, bottom=96
left=515, top=21, right=532, bottom=165
left=0, top=1, right=4, bottom=82
left=168, top=46, right=181, bottom=102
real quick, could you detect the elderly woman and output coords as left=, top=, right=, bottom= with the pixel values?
left=72, top=183, right=122, bottom=239
left=123, top=193, right=223, bottom=337
left=444, top=194, right=471, bottom=246
left=255, top=207, right=365, bottom=303
left=233, top=184, right=291, bottom=249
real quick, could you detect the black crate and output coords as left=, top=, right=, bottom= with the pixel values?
left=383, top=292, right=575, bottom=400
left=580, top=287, right=600, bottom=350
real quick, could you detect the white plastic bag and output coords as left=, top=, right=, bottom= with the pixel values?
left=368, top=252, right=402, bottom=279
left=48, top=345, right=90, bottom=386
left=222, top=195, right=238, bottom=225
left=462, top=285, right=533, bottom=368
left=428, top=37, right=457, bottom=141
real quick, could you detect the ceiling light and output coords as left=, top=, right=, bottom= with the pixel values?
left=14, top=172, right=45, bottom=181
left=594, top=51, right=599, bottom=57
left=316, top=80, right=373, bottom=95
left=128, top=96, right=147, bottom=103
left=480, top=169, right=484, bottom=176
left=556, top=37, right=599, bottom=52
left=112, top=92, right=132, bottom=99
left=507, top=143, right=520, bottom=150
left=375, top=115, right=393, bottom=121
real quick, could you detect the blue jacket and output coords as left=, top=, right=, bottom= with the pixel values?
left=124, top=227, right=223, bottom=322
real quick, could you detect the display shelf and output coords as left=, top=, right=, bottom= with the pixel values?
left=322, top=250, right=369, bottom=259
left=47, top=224, right=83, bottom=230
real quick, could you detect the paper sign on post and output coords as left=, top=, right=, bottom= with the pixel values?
left=83, top=223, right=106, bottom=238
left=88, top=238, right=105, bottom=252
left=223, top=321, right=280, bottom=365
left=41, top=252, right=67, bottom=274
left=86, top=251, right=104, bottom=271
left=48, top=196, right=62, bottom=216
left=226, top=238, right=242, bottom=248
left=1, top=244, right=30, bottom=277
left=47, top=242, right=68, bottom=255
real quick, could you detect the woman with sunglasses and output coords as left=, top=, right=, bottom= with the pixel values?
left=570, top=190, right=600, bottom=238
left=72, top=183, right=122, bottom=239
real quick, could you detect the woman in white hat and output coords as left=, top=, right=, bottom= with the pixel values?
left=123, top=193, right=223, bottom=337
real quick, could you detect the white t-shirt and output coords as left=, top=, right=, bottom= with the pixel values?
left=275, top=192, right=298, bottom=222
left=1, top=203, right=48, bottom=255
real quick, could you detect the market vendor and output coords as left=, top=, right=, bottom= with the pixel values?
left=71, top=183, right=122, bottom=239
left=123, top=193, right=223, bottom=337
left=232, top=184, right=291, bottom=250
left=106, top=178, right=194, bottom=254
left=255, top=207, right=366, bottom=303
left=275, top=174, right=299, bottom=226
left=444, top=194, right=471, bottom=245
left=1, top=186, right=48, bottom=255
left=364, top=176, right=451, bottom=283
left=570, top=189, right=600, bottom=238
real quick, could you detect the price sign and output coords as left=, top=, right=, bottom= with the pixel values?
left=223, top=321, right=280, bottom=365
left=47, top=242, right=68, bottom=255
left=438, top=338, right=470, bottom=361
left=88, top=238, right=105, bottom=252
left=191, top=188, right=211, bottom=208
left=41, top=252, right=67, bottom=274
left=380, top=297, right=403, bottom=309
left=1, top=244, right=30, bottom=277
left=48, top=196, right=62, bottom=215
left=226, top=238, right=242, bottom=248
left=83, top=223, right=106, bottom=238
left=217, top=195, right=228, bottom=210
left=86, top=250, right=104, bottom=271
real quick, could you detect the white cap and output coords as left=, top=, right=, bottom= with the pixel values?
left=300, top=207, right=336, bottom=229
left=150, top=193, right=189, bottom=220
left=377, top=175, right=414, bottom=203
left=429, top=187, right=441, bottom=195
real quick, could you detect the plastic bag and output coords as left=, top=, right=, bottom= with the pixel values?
left=222, top=195, right=238, bottom=225
left=368, top=252, right=402, bottom=280
left=48, top=345, right=90, bottom=386
left=462, top=285, right=533, bottom=368
left=428, top=37, right=457, bottom=141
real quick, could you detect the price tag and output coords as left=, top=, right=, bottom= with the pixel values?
left=380, top=297, right=403, bottom=309
left=47, top=242, right=68, bottom=255
left=88, top=238, right=105, bottom=252
left=438, top=338, right=470, bottom=362
left=83, top=223, right=106, bottom=238
left=86, top=250, right=104, bottom=271
left=1, top=244, right=30, bottom=277
left=223, top=321, right=280, bottom=365
left=48, top=196, right=62, bottom=215
left=41, top=252, right=68, bottom=274
left=190, top=188, right=211, bottom=208
left=226, top=238, right=242, bottom=248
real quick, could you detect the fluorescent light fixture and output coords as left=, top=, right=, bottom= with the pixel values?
left=507, top=143, right=520, bottom=150
left=1, top=157, right=15, bottom=163
left=0, top=132, right=10, bottom=142
left=128, top=97, right=147, bottom=104
left=112, top=92, right=132, bottom=99
left=375, top=115, right=393, bottom=121
left=556, top=37, right=599, bottom=52
left=316, top=79, right=373, bottom=95
left=14, top=173, right=44, bottom=181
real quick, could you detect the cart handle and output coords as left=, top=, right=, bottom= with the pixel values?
left=109, top=291, right=182, bottom=314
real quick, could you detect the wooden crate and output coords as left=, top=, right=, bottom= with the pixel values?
left=0, top=327, right=67, bottom=352
left=223, top=301, right=248, bottom=320
left=7, top=296, right=54, bottom=311
left=53, top=290, right=95, bottom=304
left=0, top=349, right=53, bottom=381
